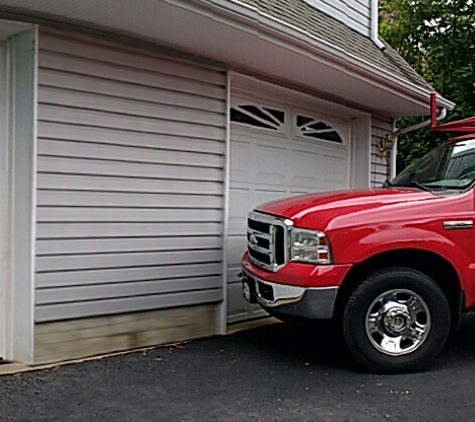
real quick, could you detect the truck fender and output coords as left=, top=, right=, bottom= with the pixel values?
left=338, top=227, right=467, bottom=270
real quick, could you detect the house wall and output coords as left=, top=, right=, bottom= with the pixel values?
left=34, top=31, right=226, bottom=362
left=32, top=30, right=390, bottom=363
left=34, top=304, right=219, bottom=364
left=304, top=0, right=372, bottom=36
left=30, top=24, right=392, bottom=363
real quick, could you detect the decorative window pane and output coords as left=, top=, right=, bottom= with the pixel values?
left=296, top=115, right=313, bottom=127
left=306, top=121, right=331, bottom=131
left=264, top=108, right=285, bottom=124
left=231, top=108, right=275, bottom=129
left=309, top=131, right=342, bottom=143
left=231, top=105, right=285, bottom=131
left=296, top=115, right=343, bottom=143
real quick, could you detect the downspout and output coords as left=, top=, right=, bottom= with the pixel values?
left=389, top=102, right=447, bottom=179
left=371, top=0, right=386, bottom=50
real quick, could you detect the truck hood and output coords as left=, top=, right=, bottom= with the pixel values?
left=255, top=188, right=445, bottom=230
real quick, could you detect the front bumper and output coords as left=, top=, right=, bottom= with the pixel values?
left=242, top=252, right=352, bottom=288
left=242, top=268, right=338, bottom=320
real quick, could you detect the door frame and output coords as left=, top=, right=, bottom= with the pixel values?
left=0, top=41, right=7, bottom=359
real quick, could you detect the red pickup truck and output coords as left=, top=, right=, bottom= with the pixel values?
left=242, top=136, right=475, bottom=373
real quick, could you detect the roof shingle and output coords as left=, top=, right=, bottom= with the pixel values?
left=237, top=0, right=433, bottom=91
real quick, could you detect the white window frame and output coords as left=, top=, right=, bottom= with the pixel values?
left=292, top=109, right=349, bottom=147
left=230, top=98, right=287, bottom=135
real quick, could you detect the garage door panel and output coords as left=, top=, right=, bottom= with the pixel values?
left=288, top=189, right=311, bottom=196
left=289, top=175, right=319, bottom=189
left=230, top=140, right=251, bottom=183
left=289, top=150, right=320, bottom=184
left=228, top=187, right=250, bottom=236
left=227, top=282, right=249, bottom=321
left=226, top=235, right=246, bottom=267
left=227, top=279, right=268, bottom=323
left=229, top=187, right=251, bottom=218
left=253, top=188, right=287, bottom=206
left=227, top=267, right=243, bottom=285
left=287, top=174, right=319, bottom=192
left=228, top=220, right=246, bottom=237
left=255, top=144, right=286, bottom=186
left=322, top=155, right=348, bottom=189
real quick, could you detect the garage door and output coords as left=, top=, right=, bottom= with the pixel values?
left=226, top=97, right=350, bottom=323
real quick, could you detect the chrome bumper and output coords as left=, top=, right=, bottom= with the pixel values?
left=242, top=269, right=338, bottom=320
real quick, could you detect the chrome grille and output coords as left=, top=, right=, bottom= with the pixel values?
left=247, top=211, right=291, bottom=272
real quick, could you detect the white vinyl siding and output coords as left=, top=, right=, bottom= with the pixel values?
left=371, top=116, right=392, bottom=187
left=35, top=32, right=226, bottom=322
left=304, top=0, right=371, bottom=36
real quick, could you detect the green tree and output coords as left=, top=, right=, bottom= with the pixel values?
left=379, top=0, right=475, bottom=172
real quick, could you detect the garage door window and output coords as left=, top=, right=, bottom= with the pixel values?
left=231, top=104, right=285, bottom=132
left=296, top=114, right=343, bottom=143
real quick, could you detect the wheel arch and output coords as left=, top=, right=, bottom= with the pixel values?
left=334, top=249, right=464, bottom=328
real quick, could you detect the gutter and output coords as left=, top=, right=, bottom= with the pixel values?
left=183, top=0, right=455, bottom=111
left=371, top=0, right=386, bottom=50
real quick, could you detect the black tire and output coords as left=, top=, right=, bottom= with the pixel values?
left=343, top=267, right=451, bottom=374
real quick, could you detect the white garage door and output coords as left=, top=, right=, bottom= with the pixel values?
left=226, top=98, right=350, bottom=323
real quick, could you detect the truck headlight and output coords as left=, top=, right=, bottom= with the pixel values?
left=290, top=228, right=332, bottom=264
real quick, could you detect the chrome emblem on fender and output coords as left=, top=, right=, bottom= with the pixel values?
left=444, top=220, right=473, bottom=230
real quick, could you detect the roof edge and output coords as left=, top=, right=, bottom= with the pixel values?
left=183, top=0, right=455, bottom=112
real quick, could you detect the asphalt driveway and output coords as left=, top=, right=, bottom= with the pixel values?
left=1, top=316, right=475, bottom=422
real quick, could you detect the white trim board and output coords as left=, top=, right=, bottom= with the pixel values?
left=230, top=72, right=370, bottom=121
left=0, top=19, right=34, bottom=42
left=0, top=44, right=7, bottom=359
left=219, top=70, right=232, bottom=335
left=350, top=115, right=372, bottom=189
left=3, top=25, right=38, bottom=364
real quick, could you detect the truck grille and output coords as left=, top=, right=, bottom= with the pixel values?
left=247, top=211, right=291, bottom=272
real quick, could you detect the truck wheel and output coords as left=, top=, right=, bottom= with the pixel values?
left=343, top=267, right=451, bottom=373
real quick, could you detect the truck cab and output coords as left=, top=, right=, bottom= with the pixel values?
left=242, top=135, right=475, bottom=373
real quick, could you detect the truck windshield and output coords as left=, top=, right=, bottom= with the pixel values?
left=390, top=138, right=475, bottom=191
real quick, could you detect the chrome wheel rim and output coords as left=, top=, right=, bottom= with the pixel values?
left=365, top=289, right=431, bottom=356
